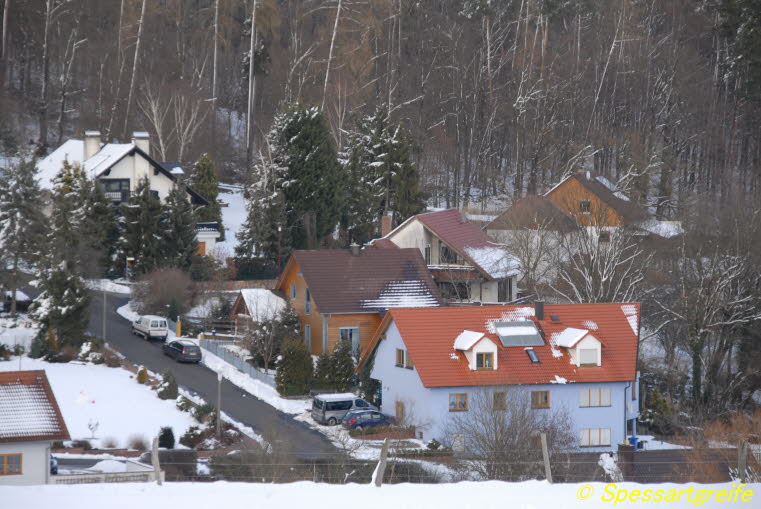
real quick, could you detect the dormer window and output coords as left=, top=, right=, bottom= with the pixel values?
left=476, top=352, right=494, bottom=370
left=554, top=327, right=603, bottom=367
left=579, top=348, right=598, bottom=366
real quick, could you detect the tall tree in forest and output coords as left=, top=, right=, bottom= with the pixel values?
left=75, top=173, right=119, bottom=277
left=190, top=153, right=224, bottom=240
left=120, top=177, right=164, bottom=275
left=123, top=0, right=148, bottom=137
left=0, top=157, right=44, bottom=316
left=162, top=179, right=198, bottom=270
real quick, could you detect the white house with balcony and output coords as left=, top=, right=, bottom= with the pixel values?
left=37, top=131, right=221, bottom=253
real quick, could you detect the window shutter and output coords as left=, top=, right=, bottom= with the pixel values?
left=590, top=388, right=600, bottom=407
left=579, top=348, right=597, bottom=365
left=601, top=388, right=611, bottom=406
left=580, top=389, right=589, bottom=407
left=601, top=428, right=611, bottom=446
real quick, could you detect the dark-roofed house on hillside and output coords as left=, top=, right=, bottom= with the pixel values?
left=275, top=247, right=443, bottom=356
left=372, top=209, right=520, bottom=304
left=0, top=370, right=70, bottom=485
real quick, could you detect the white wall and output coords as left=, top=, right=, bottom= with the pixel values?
left=99, top=153, right=176, bottom=202
left=0, top=440, right=50, bottom=486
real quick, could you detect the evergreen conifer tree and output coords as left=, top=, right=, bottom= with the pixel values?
left=0, top=157, right=45, bottom=316
left=313, top=353, right=332, bottom=390
left=191, top=154, right=224, bottom=240
left=76, top=174, right=120, bottom=277
left=163, top=179, right=198, bottom=270
left=121, top=177, right=165, bottom=275
left=275, top=337, right=313, bottom=396
left=328, top=338, right=355, bottom=392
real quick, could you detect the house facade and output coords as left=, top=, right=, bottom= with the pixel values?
left=359, top=303, right=640, bottom=451
left=274, top=247, right=442, bottom=356
left=374, top=209, right=520, bottom=304
left=0, top=370, right=70, bottom=485
left=37, top=131, right=221, bottom=253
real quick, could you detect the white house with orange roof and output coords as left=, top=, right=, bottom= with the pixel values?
left=358, top=302, right=641, bottom=451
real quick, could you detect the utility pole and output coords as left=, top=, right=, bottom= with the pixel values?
left=102, top=289, right=107, bottom=341
left=277, top=225, right=282, bottom=277
left=216, top=373, right=222, bottom=440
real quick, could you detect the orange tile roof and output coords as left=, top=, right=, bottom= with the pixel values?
left=0, top=370, right=70, bottom=443
left=360, top=303, right=639, bottom=387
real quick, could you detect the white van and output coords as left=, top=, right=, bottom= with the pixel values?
left=132, top=315, right=169, bottom=341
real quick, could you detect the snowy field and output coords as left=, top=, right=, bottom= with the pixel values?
left=7, top=480, right=758, bottom=509
left=0, top=357, right=196, bottom=449
left=215, top=183, right=246, bottom=254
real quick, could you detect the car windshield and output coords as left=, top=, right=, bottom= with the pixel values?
left=160, top=321, right=167, bottom=327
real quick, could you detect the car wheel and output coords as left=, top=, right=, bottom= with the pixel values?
left=355, top=425, right=363, bottom=432
left=327, top=418, right=337, bottom=426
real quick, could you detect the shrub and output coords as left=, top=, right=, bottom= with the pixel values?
left=179, top=426, right=204, bottom=449
left=275, top=337, right=313, bottom=396
left=127, top=434, right=149, bottom=451
left=357, top=351, right=380, bottom=406
left=427, top=439, right=442, bottom=450
left=391, top=448, right=454, bottom=458
left=176, top=396, right=194, bottom=412
left=157, top=370, right=179, bottom=400
left=158, top=426, right=175, bottom=449
left=45, top=345, right=78, bottom=363
left=70, top=439, right=92, bottom=450
left=51, top=441, right=65, bottom=450
left=12, top=344, right=25, bottom=357
left=136, top=367, right=149, bottom=384
left=132, top=268, right=193, bottom=316
left=102, top=349, right=122, bottom=367
left=158, top=449, right=197, bottom=480
left=101, top=437, right=119, bottom=449
left=192, top=403, right=215, bottom=423
left=0, top=344, right=11, bottom=361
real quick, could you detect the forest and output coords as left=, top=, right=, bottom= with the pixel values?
left=1, top=1, right=761, bottom=427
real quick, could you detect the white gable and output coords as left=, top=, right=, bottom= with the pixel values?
left=453, top=330, right=485, bottom=351
left=37, top=139, right=85, bottom=189
left=554, top=327, right=590, bottom=348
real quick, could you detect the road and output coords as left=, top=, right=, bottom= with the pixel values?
left=86, top=291, right=337, bottom=458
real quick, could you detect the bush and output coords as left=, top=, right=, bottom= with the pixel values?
left=179, top=426, right=204, bottom=449
left=176, top=396, right=194, bottom=412
left=158, top=449, right=198, bottom=480
left=101, top=437, right=119, bottom=449
left=391, top=448, right=454, bottom=458
left=427, top=439, right=442, bottom=450
left=192, top=403, right=215, bottom=423
left=275, top=337, right=313, bottom=396
left=45, top=346, right=78, bottom=363
left=357, top=351, right=380, bottom=406
left=0, top=344, right=11, bottom=361
left=158, top=426, right=175, bottom=449
left=102, top=349, right=122, bottom=367
left=12, top=344, right=25, bottom=357
left=132, top=268, right=193, bottom=316
left=136, top=367, right=149, bottom=384
left=127, top=434, right=149, bottom=451
left=70, top=439, right=92, bottom=450
left=157, top=369, right=179, bottom=400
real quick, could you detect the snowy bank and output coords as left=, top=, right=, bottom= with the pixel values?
left=6, top=480, right=758, bottom=509
left=85, top=279, right=131, bottom=295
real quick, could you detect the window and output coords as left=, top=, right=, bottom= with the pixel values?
left=599, top=231, right=611, bottom=243
left=531, top=390, right=550, bottom=409
left=326, top=400, right=352, bottom=411
left=304, top=324, right=311, bottom=349
left=579, top=428, right=611, bottom=447
left=493, top=392, right=507, bottom=410
left=405, top=352, right=414, bottom=370
left=579, top=199, right=591, bottom=213
left=579, top=388, right=611, bottom=407
left=476, top=352, right=494, bottom=370
left=355, top=399, right=369, bottom=408
left=395, top=348, right=405, bottom=367
left=449, top=393, right=468, bottom=411
left=579, top=348, right=598, bottom=366
left=526, top=348, right=540, bottom=363
left=151, top=321, right=159, bottom=328
left=440, top=245, right=458, bottom=264
left=0, top=454, right=21, bottom=475
left=305, top=287, right=311, bottom=314
left=339, top=327, right=360, bottom=355
left=424, top=245, right=431, bottom=264
left=498, top=278, right=513, bottom=302
left=290, top=284, right=296, bottom=299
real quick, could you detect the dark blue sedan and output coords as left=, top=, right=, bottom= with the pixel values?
left=341, top=410, right=394, bottom=431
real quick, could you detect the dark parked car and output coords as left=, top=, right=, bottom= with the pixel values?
left=50, top=456, right=58, bottom=475
left=162, top=340, right=202, bottom=363
left=341, top=410, right=394, bottom=431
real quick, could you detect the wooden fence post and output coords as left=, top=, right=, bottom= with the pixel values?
left=540, top=432, right=553, bottom=484
left=373, top=438, right=390, bottom=487
left=738, top=439, right=748, bottom=483
left=151, top=437, right=162, bottom=486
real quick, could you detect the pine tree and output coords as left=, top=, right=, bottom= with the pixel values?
left=190, top=154, right=225, bottom=240
left=120, top=177, right=165, bottom=275
left=162, top=179, right=198, bottom=270
left=275, top=337, right=313, bottom=396
left=328, top=338, right=355, bottom=392
left=313, top=353, right=332, bottom=390
left=76, top=175, right=120, bottom=277
left=0, top=157, right=45, bottom=316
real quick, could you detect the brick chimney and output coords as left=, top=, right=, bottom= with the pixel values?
left=350, top=242, right=360, bottom=256
left=84, top=130, right=101, bottom=160
left=380, top=212, right=393, bottom=237
left=131, top=131, right=150, bottom=155
left=535, top=300, right=545, bottom=320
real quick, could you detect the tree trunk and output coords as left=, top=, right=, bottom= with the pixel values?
left=246, top=0, right=258, bottom=164
left=123, top=0, right=148, bottom=137
left=691, top=341, right=703, bottom=406
left=211, top=0, right=219, bottom=153
left=9, top=254, right=18, bottom=317
left=38, top=0, right=53, bottom=153
left=321, top=0, right=341, bottom=111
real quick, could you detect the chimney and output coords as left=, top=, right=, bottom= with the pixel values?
left=84, top=130, right=101, bottom=160
left=131, top=131, right=150, bottom=155
left=350, top=242, right=360, bottom=257
left=535, top=300, right=545, bottom=320
left=380, top=212, right=393, bottom=237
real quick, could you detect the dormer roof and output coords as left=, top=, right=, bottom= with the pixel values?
left=453, top=330, right=486, bottom=351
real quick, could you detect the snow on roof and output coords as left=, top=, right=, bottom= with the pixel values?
left=581, top=320, right=598, bottom=330
left=485, top=307, right=535, bottom=333
left=494, top=325, right=537, bottom=337
left=170, top=167, right=184, bottom=175
left=465, top=245, right=521, bottom=279
left=314, top=393, right=359, bottom=402
left=622, top=304, right=638, bottom=336
left=550, top=375, right=568, bottom=384
left=360, top=280, right=440, bottom=310
left=239, top=289, right=286, bottom=322
left=552, top=327, right=590, bottom=348
left=89, top=459, right=128, bottom=473
left=132, top=131, right=150, bottom=138
left=4, top=290, right=30, bottom=301
left=37, top=139, right=85, bottom=189
left=0, top=371, right=69, bottom=442
left=83, top=143, right=134, bottom=178
left=638, top=219, right=684, bottom=238
left=595, top=175, right=617, bottom=191
left=453, top=330, right=486, bottom=351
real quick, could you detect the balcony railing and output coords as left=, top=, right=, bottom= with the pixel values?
left=104, top=190, right=134, bottom=202
left=195, top=221, right=220, bottom=232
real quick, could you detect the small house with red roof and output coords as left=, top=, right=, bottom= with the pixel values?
left=0, top=370, right=70, bottom=485
left=373, top=209, right=520, bottom=304
left=358, top=302, right=640, bottom=450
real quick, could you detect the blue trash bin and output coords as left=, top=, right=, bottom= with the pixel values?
left=628, top=436, right=638, bottom=449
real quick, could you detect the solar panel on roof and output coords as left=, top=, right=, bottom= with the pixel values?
left=494, top=321, right=544, bottom=347
left=526, top=348, right=540, bottom=363
left=550, top=315, right=560, bottom=322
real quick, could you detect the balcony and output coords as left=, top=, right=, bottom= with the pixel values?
left=195, top=222, right=220, bottom=232
left=104, top=190, right=134, bottom=202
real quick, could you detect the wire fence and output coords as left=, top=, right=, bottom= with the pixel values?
left=199, top=338, right=276, bottom=387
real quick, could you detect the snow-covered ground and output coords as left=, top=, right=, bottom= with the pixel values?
left=0, top=314, right=39, bottom=351
left=85, top=279, right=131, bottom=295
left=116, top=302, right=140, bottom=322
left=8, top=480, right=758, bottom=508
left=215, top=184, right=246, bottom=254
left=0, top=357, right=196, bottom=449
left=638, top=435, right=691, bottom=451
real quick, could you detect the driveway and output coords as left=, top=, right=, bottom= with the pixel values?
left=86, top=292, right=337, bottom=458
